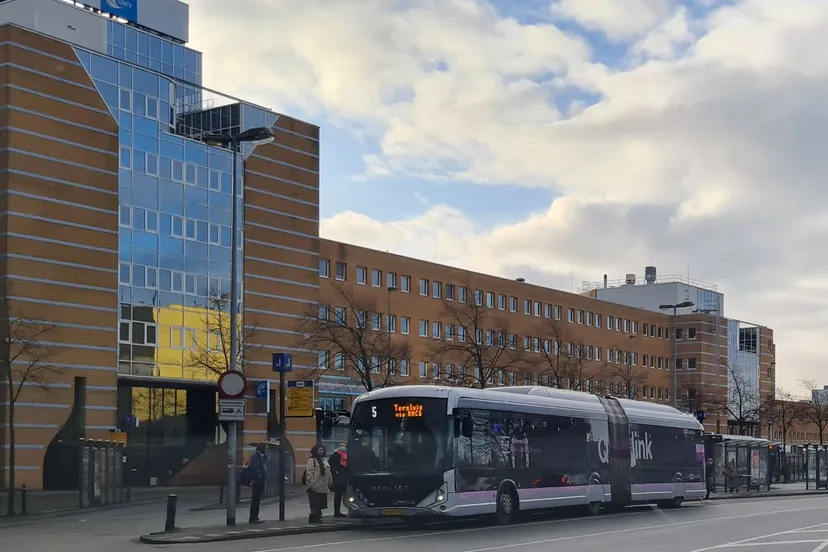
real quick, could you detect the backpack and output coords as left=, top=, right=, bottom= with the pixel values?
left=240, top=463, right=253, bottom=486
left=301, top=469, right=307, bottom=485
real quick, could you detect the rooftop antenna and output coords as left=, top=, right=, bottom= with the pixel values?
left=685, top=264, right=691, bottom=301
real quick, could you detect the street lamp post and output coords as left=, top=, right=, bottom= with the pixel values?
left=659, top=300, right=694, bottom=409
left=386, top=286, right=397, bottom=376
left=203, top=127, right=275, bottom=527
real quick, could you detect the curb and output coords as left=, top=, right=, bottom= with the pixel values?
left=0, top=495, right=172, bottom=525
left=710, top=490, right=828, bottom=501
left=138, top=520, right=397, bottom=545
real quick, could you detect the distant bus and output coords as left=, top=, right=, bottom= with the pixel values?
left=345, top=385, right=706, bottom=524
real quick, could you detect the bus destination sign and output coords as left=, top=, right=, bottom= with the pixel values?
left=393, top=403, right=424, bottom=419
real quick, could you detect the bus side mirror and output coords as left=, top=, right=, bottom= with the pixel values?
left=461, top=417, right=473, bottom=439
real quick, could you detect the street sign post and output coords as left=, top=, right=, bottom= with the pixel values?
left=272, top=353, right=293, bottom=522
left=217, top=370, right=246, bottom=526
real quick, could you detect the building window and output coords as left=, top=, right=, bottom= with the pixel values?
left=446, top=283, right=455, bottom=301
left=632, top=321, right=638, bottom=334
left=419, top=279, right=429, bottom=296
left=577, top=310, right=584, bottom=324
left=664, top=328, right=671, bottom=340
left=688, top=357, right=697, bottom=369
left=419, top=320, right=428, bottom=337
left=509, top=297, right=518, bottom=312
left=523, top=299, right=531, bottom=315
left=568, top=309, right=575, bottom=323
left=387, top=272, right=397, bottom=289
left=334, top=261, right=346, bottom=281
left=688, top=327, right=696, bottom=339
left=318, top=259, right=330, bottom=278
left=498, top=294, right=507, bottom=310
left=607, top=315, right=613, bottom=330
left=586, top=312, right=593, bottom=326
left=371, top=314, right=381, bottom=331
left=487, top=292, right=495, bottom=309
left=432, top=322, right=441, bottom=339
left=675, top=358, right=682, bottom=370
left=387, top=314, right=396, bottom=333
left=334, top=352, right=345, bottom=370
left=534, top=301, right=541, bottom=317
left=446, top=325, right=454, bottom=340
left=401, top=317, right=410, bottom=335
left=334, top=307, right=346, bottom=324
left=643, top=323, right=649, bottom=335
left=118, top=320, right=158, bottom=346
left=616, top=318, right=622, bottom=332
left=400, top=359, right=410, bottom=377
left=623, top=319, right=630, bottom=333
left=432, top=363, right=440, bottom=379
left=457, top=326, right=466, bottom=342
left=318, top=305, right=329, bottom=320
left=544, top=304, right=552, bottom=318
left=474, top=289, right=483, bottom=306
left=676, top=328, right=683, bottom=339
left=318, top=351, right=329, bottom=370
left=401, top=274, right=411, bottom=293
left=596, top=347, right=602, bottom=361
left=555, top=306, right=563, bottom=320
left=433, top=281, right=442, bottom=299
left=371, top=269, right=382, bottom=287
left=419, top=361, right=428, bottom=379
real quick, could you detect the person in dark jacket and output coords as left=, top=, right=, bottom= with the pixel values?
left=329, top=443, right=348, bottom=517
left=247, top=443, right=268, bottom=524
left=705, top=457, right=716, bottom=500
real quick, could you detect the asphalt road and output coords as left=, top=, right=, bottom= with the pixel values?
left=192, top=495, right=828, bottom=552
left=6, top=494, right=828, bottom=551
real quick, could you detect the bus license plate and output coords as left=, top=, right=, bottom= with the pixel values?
left=381, top=508, right=403, bottom=517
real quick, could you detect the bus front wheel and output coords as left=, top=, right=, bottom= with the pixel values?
left=495, top=488, right=518, bottom=525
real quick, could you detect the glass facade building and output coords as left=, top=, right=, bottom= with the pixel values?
left=75, top=27, right=276, bottom=381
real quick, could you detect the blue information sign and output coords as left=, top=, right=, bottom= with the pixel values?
left=272, top=353, right=293, bottom=373
left=101, top=0, right=139, bottom=24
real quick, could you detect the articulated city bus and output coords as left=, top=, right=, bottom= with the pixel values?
left=345, top=385, right=706, bottom=524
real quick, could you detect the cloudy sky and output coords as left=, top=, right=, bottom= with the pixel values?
left=188, top=0, right=828, bottom=393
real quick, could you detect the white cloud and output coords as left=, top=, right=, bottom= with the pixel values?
left=551, top=0, right=674, bottom=40
left=189, top=0, right=828, bottom=389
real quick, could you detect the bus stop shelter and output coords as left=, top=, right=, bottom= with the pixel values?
left=704, top=434, right=775, bottom=492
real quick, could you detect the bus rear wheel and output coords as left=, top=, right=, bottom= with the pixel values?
left=495, top=488, right=518, bottom=525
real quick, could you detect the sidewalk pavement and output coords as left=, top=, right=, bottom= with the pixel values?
left=0, top=485, right=221, bottom=519
left=140, top=492, right=398, bottom=544
left=709, top=481, right=828, bottom=501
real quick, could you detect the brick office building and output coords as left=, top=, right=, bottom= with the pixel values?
left=0, top=0, right=779, bottom=491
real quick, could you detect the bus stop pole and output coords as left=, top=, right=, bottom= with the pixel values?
left=279, top=367, right=286, bottom=522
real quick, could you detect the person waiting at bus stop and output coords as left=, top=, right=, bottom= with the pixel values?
left=305, top=443, right=333, bottom=523
left=329, top=443, right=348, bottom=518
left=246, top=443, right=268, bottom=524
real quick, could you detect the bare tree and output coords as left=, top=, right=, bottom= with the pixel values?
left=801, top=380, right=828, bottom=446
left=0, top=297, right=59, bottom=515
left=427, top=294, right=526, bottom=389
left=298, top=284, right=411, bottom=392
left=763, top=387, right=804, bottom=448
left=605, top=351, right=648, bottom=399
left=186, top=291, right=259, bottom=377
left=531, top=319, right=608, bottom=391
left=709, top=364, right=763, bottom=436
left=677, top=380, right=715, bottom=415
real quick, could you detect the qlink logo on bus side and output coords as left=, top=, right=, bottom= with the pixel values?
left=104, top=0, right=135, bottom=10
left=596, top=431, right=654, bottom=464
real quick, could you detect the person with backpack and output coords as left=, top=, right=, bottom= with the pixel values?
left=242, top=443, right=268, bottom=524
left=304, top=443, right=332, bottom=523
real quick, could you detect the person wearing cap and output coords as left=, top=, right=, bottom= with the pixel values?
left=247, top=443, right=268, bottom=524
left=329, top=443, right=348, bottom=517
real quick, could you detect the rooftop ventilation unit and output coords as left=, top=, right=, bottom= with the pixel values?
left=645, top=266, right=657, bottom=284
left=625, top=273, right=636, bottom=285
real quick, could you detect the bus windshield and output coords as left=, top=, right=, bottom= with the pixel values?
left=348, top=397, right=450, bottom=476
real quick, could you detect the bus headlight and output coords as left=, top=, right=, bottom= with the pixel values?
left=434, top=483, right=448, bottom=505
